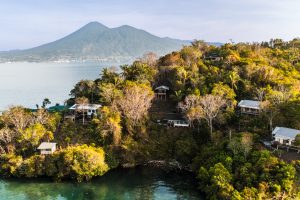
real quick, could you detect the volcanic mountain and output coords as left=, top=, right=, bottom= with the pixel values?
left=0, top=22, right=189, bottom=63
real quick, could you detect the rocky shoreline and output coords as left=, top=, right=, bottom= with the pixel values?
left=144, top=160, right=193, bottom=172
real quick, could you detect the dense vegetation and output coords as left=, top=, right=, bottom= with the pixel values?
left=1, top=38, right=300, bottom=198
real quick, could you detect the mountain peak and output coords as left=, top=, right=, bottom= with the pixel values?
left=0, top=22, right=189, bottom=63
left=117, top=24, right=140, bottom=31
left=119, top=24, right=134, bottom=28
left=82, top=21, right=109, bottom=29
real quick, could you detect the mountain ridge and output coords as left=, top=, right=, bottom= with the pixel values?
left=0, top=22, right=190, bottom=63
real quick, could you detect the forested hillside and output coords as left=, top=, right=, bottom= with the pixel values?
left=1, top=39, right=300, bottom=199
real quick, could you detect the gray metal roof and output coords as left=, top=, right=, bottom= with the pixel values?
left=155, top=85, right=170, bottom=91
left=69, top=104, right=102, bottom=110
left=238, top=100, right=260, bottom=109
left=272, top=127, right=300, bottom=140
left=37, top=142, right=57, bottom=149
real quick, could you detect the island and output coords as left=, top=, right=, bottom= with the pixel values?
left=1, top=39, right=300, bottom=199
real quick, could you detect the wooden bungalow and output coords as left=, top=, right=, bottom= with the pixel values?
left=68, top=104, right=102, bottom=118
left=37, top=142, right=57, bottom=155
left=237, top=100, right=261, bottom=115
left=167, top=120, right=189, bottom=127
left=203, top=53, right=223, bottom=61
left=154, top=85, right=170, bottom=101
left=272, top=127, right=300, bottom=146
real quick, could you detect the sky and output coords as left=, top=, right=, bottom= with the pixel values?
left=0, top=0, right=300, bottom=50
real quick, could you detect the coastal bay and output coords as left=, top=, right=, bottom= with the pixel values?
left=0, top=62, right=115, bottom=110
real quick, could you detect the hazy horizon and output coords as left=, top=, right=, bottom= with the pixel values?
left=1, top=0, right=300, bottom=51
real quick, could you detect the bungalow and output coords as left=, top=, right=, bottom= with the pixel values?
left=155, top=85, right=169, bottom=101
left=37, top=142, right=57, bottom=155
left=237, top=100, right=261, bottom=115
left=203, top=53, right=223, bottom=61
left=69, top=104, right=102, bottom=118
left=167, top=120, right=189, bottom=127
left=272, top=127, right=300, bottom=146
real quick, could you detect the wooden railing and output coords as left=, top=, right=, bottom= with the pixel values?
left=273, top=143, right=300, bottom=153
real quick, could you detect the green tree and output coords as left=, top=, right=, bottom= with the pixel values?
left=57, top=145, right=109, bottom=182
left=20, top=123, right=52, bottom=152
left=294, top=134, right=300, bottom=146
left=42, top=98, right=51, bottom=109
left=228, top=71, right=240, bottom=90
left=0, top=153, right=23, bottom=177
left=70, top=80, right=96, bottom=102
left=121, top=61, right=157, bottom=83
left=100, top=67, right=122, bottom=85
left=207, top=163, right=234, bottom=199
left=94, top=106, right=122, bottom=146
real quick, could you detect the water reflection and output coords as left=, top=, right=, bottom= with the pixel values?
left=0, top=167, right=202, bottom=200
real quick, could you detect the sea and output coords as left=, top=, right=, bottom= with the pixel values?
left=0, top=62, right=116, bottom=111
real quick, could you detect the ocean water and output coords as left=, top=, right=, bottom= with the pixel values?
left=0, top=167, right=202, bottom=200
left=0, top=62, right=116, bottom=110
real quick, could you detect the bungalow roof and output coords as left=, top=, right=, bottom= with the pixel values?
left=38, top=142, right=56, bottom=150
left=272, top=127, right=300, bottom=140
left=238, top=100, right=260, bottom=110
left=155, top=85, right=170, bottom=91
left=69, top=104, right=102, bottom=110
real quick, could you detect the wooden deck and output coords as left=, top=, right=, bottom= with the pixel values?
left=274, top=143, right=300, bottom=153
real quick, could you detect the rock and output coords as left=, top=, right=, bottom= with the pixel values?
left=122, top=163, right=136, bottom=168
left=145, top=159, right=185, bottom=172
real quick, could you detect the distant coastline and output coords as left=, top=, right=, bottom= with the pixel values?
left=0, top=22, right=189, bottom=64
left=0, top=56, right=134, bottom=64
left=0, top=59, right=130, bottom=64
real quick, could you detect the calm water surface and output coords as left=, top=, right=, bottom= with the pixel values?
left=0, top=62, right=116, bottom=110
left=0, top=167, right=202, bottom=200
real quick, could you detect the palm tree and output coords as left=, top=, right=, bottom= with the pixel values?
left=172, top=90, right=184, bottom=102
left=42, top=98, right=51, bottom=108
left=228, top=71, right=239, bottom=90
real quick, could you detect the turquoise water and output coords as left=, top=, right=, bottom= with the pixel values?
left=0, top=167, right=202, bottom=200
left=0, top=62, right=117, bottom=110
